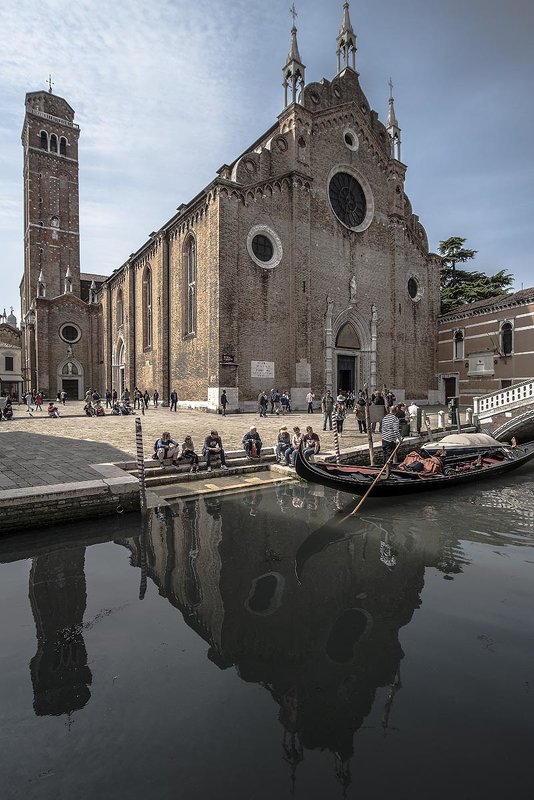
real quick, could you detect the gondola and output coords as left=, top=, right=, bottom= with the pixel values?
left=295, top=439, right=534, bottom=497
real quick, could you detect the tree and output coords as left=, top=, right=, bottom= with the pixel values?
left=438, top=237, right=514, bottom=314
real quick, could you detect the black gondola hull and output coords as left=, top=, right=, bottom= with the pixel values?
left=295, top=443, right=534, bottom=497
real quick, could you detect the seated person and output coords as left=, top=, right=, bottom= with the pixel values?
left=302, top=426, right=321, bottom=460
left=174, top=435, right=199, bottom=472
left=275, top=427, right=292, bottom=462
left=203, top=430, right=228, bottom=472
left=47, top=402, right=60, bottom=418
left=154, top=431, right=179, bottom=468
left=242, top=426, right=262, bottom=459
left=288, top=426, right=303, bottom=466
left=84, top=402, right=95, bottom=416
left=95, top=401, right=105, bottom=416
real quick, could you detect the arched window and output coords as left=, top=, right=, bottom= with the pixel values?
left=185, top=236, right=197, bottom=336
left=501, top=322, right=513, bottom=356
left=142, top=267, right=152, bottom=349
left=40, top=131, right=48, bottom=150
left=454, top=329, right=464, bottom=360
left=117, top=288, right=124, bottom=327
left=59, top=137, right=67, bottom=156
left=50, top=134, right=58, bottom=153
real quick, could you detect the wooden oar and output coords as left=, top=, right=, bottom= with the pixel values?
left=348, top=439, right=404, bottom=516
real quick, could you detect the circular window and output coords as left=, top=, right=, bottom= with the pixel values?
left=343, top=128, right=359, bottom=152
left=59, top=323, right=81, bottom=343
left=252, top=235, right=273, bottom=262
left=247, top=225, right=283, bottom=269
left=328, top=171, right=369, bottom=230
left=407, top=276, right=423, bottom=302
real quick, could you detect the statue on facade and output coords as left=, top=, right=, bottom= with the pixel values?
left=349, top=276, right=357, bottom=303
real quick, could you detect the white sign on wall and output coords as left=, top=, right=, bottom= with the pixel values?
left=251, top=360, right=275, bottom=379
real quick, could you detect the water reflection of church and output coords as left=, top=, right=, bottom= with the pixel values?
left=28, top=546, right=92, bottom=717
left=122, top=489, right=448, bottom=791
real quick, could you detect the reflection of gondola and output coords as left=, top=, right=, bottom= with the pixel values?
left=295, top=440, right=534, bottom=497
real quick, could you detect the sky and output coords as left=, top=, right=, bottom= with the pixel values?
left=1, top=0, right=533, bottom=319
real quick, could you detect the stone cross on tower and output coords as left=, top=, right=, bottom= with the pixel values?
left=47, top=74, right=54, bottom=94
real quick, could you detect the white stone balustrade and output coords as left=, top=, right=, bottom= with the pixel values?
left=474, top=380, right=534, bottom=418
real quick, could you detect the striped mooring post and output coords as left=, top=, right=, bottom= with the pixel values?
left=333, top=417, right=341, bottom=464
left=135, top=416, right=147, bottom=516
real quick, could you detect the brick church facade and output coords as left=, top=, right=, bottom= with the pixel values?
left=20, top=3, right=441, bottom=407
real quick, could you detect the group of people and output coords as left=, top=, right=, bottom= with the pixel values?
left=257, top=389, right=292, bottom=417
left=154, top=430, right=230, bottom=473
left=319, top=389, right=420, bottom=437
left=153, top=424, right=323, bottom=473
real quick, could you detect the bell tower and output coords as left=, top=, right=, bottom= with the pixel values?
left=21, top=85, right=81, bottom=316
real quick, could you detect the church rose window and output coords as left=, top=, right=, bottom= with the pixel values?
left=328, top=172, right=366, bottom=228
left=247, top=225, right=283, bottom=270
left=59, top=323, right=81, bottom=343
left=252, top=235, right=274, bottom=262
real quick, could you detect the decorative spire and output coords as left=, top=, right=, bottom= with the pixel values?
left=89, top=279, right=97, bottom=304
left=283, top=5, right=306, bottom=108
left=386, top=78, right=402, bottom=161
left=336, top=1, right=357, bottom=74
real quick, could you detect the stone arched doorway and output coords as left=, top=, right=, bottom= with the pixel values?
left=325, top=304, right=376, bottom=395
left=113, top=339, right=125, bottom=397
left=58, top=358, right=84, bottom=400
left=335, top=323, right=361, bottom=394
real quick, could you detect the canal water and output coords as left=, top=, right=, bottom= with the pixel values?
left=1, top=469, right=533, bottom=800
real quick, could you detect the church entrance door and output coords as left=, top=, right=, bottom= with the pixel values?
left=61, top=379, right=80, bottom=400
left=337, top=355, right=355, bottom=394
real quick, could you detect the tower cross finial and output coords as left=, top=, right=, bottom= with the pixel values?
left=47, top=74, right=54, bottom=94
left=290, top=3, right=297, bottom=26
left=389, top=77, right=394, bottom=98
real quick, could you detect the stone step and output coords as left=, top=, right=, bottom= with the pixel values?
left=141, top=462, right=271, bottom=487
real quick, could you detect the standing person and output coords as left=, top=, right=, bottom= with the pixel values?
left=270, top=389, right=276, bottom=414
left=122, top=387, right=130, bottom=403
left=112, top=389, right=118, bottom=404
left=386, top=389, right=396, bottom=411
left=381, top=406, right=401, bottom=464
left=203, top=430, right=228, bottom=472
left=143, top=390, right=150, bottom=409
left=153, top=389, right=159, bottom=407
left=170, top=389, right=178, bottom=412
left=133, top=387, right=141, bottom=410
left=334, top=396, right=346, bottom=436
left=258, top=391, right=268, bottom=417
left=306, top=391, right=314, bottom=413
left=242, top=426, right=262, bottom=459
left=281, top=392, right=289, bottom=415
left=25, top=390, right=34, bottom=411
left=34, top=391, right=43, bottom=412
left=91, top=389, right=100, bottom=403
left=60, top=389, right=67, bottom=405
left=370, top=391, right=386, bottom=432
left=220, top=390, right=228, bottom=416
left=105, top=388, right=112, bottom=408
left=321, top=390, right=334, bottom=431
left=355, top=394, right=367, bottom=433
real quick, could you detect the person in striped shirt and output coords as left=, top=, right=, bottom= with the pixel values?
left=381, top=406, right=401, bottom=462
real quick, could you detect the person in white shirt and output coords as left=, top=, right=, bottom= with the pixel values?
left=306, top=391, right=314, bottom=413
left=408, top=401, right=418, bottom=419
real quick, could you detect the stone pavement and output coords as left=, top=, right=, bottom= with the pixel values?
left=0, top=402, right=371, bottom=490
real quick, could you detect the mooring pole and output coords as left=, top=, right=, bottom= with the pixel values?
left=135, top=416, right=147, bottom=516
left=333, top=416, right=341, bottom=464
left=363, top=384, right=375, bottom=466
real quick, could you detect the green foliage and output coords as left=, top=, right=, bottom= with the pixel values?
left=438, top=237, right=514, bottom=314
